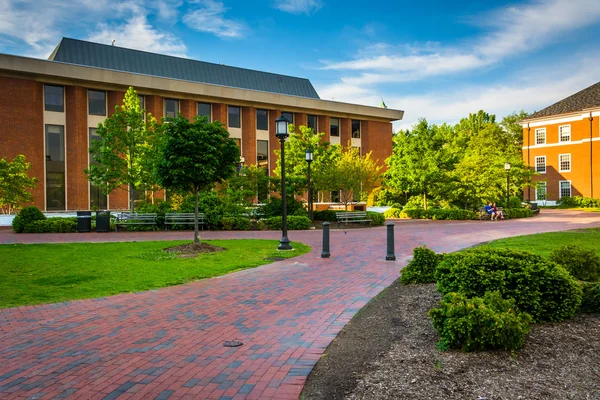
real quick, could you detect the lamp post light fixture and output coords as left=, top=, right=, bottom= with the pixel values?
left=306, top=148, right=313, bottom=221
left=505, top=162, right=511, bottom=209
left=276, top=114, right=292, bottom=250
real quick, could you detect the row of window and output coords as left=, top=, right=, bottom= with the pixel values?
left=535, top=181, right=571, bottom=200
left=534, top=125, right=571, bottom=145
left=534, top=154, right=571, bottom=173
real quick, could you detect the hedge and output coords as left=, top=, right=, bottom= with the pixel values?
left=580, top=282, right=600, bottom=313
left=506, top=208, right=534, bottom=219
left=12, top=206, right=46, bottom=233
left=23, top=218, right=77, bottom=233
left=367, top=211, right=385, bottom=226
left=400, top=246, right=444, bottom=284
left=549, top=245, right=600, bottom=282
left=220, top=216, right=251, bottom=231
left=383, top=207, right=403, bottom=219
left=400, top=208, right=476, bottom=220
left=258, top=216, right=311, bottom=230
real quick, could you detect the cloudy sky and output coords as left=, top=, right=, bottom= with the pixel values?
left=1, top=0, right=599, bottom=130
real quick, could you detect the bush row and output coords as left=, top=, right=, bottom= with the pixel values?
left=257, top=216, right=312, bottom=230
left=557, top=196, right=600, bottom=208
left=506, top=208, right=534, bottom=219
left=580, top=282, right=600, bottom=313
left=312, top=210, right=385, bottom=226
left=383, top=208, right=403, bottom=219
left=400, top=208, right=477, bottom=220
left=400, top=246, right=443, bottom=284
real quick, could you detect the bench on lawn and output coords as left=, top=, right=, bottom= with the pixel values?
left=164, top=213, right=204, bottom=231
left=115, top=213, right=157, bottom=231
left=336, top=211, right=372, bottom=228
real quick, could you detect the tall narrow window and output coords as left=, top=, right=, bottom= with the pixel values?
left=351, top=120, right=361, bottom=138
left=282, top=112, right=294, bottom=125
left=560, top=181, right=571, bottom=198
left=536, top=182, right=547, bottom=201
left=197, top=102, right=211, bottom=120
left=165, top=99, right=179, bottom=119
left=307, top=115, right=318, bottom=132
left=331, top=190, right=340, bottom=203
left=559, top=154, right=571, bottom=172
left=559, top=125, right=571, bottom=142
left=88, top=90, right=106, bottom=116
left=228, top=106, right=241, bottom=128
left=535, top=156, right=546, bottom=173
left=257, top=140, right=269, bottom=170
left=44, top=85, right=64, bottom=112
left=45, top=125, right=65, bottom=210
left=535, top=128, right=546, bottom=145
left=330, top=118, right=340, bottom=137
left=89, top=128, right=108, bottom=210
left=138, top=95, right=145, bottom=111
left=256, top=109, right=269, bottom=130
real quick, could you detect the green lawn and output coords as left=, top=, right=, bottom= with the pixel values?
left=0, top=240, right=310, bottom=308
left=481, top=228, right=600, bottom=257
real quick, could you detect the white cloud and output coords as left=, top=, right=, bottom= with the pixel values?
left=151, top=0, right=183, bottom=24
left=183, top=0, right=246, bottom=39
left=274, top=0, right=322, bottom=14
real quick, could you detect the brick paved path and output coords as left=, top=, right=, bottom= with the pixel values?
left=0, top=210, right=599, bottom=399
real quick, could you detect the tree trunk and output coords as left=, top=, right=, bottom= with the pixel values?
left=194, top=189, right=199, bottom=243
left=423, top=191, right=428, bottom=211
left=129, top=183, right=135, bottom=213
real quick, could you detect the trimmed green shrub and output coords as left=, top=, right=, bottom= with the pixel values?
left=549, top=245, right=600, bottom=282
left=580, top=282, right=600, bottom=313
left=384, top=207, right=403, bottom=219
left=258, top=216, right=311, bottom=230
left=12, top=206, right=46, bottom=233
left=506, top=208, right=534, bottom=219
left=220, top=216, right=251, bottom=231
left=400, top=208, right=476, bottom=220
left=22, top=218, right=76, bottom=233
left=259, top=196, right=306, bottom=219
left=400, top=246, right=444, bottom=284
left=435, top=248, right=582, bottom=322
left=136, top=200, right=173, bottom=228
left=367, top=211, right=385, bottom=226
left=429, top=291, right=532, bottom=352
left=557, top=196, right=600, bottom=208
left=180, top=191, right=226, bottom=230
left=400, top=208, right=423, bottom=219
left=313, top=210, right=338, bottom=222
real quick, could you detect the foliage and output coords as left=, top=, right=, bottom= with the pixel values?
left=579, top=282, right=600, bottom=313
left=435, top=248, right=582, bottom=322
left=220, top=165, right=270, bottom=208
left=258, top=216, right=311, bottom=230
left=400, top=246, right=444, bottom=284
left=506, top=208, right=534, bottom=219
left=12, top=206, right=45, bottom=233
left=499, top=110, right=529, bottom=148
left=179, top=191, right=227, bottom=230
left=220, top=216, right=251, bottom=230
left=367, top=211, right=385, bottom=226
left=429, top=291, right=532, bottom=352
left=557, top=196, right=600, bottom=208
left=371, top=187, right=405, bottom=206
left=86, top=87, right=159, bottom=212
left=156, top=115, right=239, bottom=242
left=135, top=200, right=173, bottom=228
left=400, top=208, right=477, bottom=220
left=549, top=245, right=600, bottom=282
left=383, top=208, right=403, bottom=218
left=0, top=155, right=37, bottom=215
left=404, top=195, right=426, bottom=209
left=258, top=195, right=306, bottom=218
left=312, top=210, right=338, bottom=221
left=23, top=218, right=76, bottom=233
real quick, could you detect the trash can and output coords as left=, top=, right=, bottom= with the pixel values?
left=77, top=211, right=92, bottom=233
left=96, top=211, right=111, bottom=232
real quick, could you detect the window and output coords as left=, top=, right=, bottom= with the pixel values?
left=330, top=118, right=340, bottom=137
left=352, top=120, right=361, bottom=138
left=89, top=128, right=107, bottom=210
left=560, top=181, right=571, bottom=198
left=536, top=182, right=547, bottom=201
left=228, top=106, right=241, bottom=128
left=535, top=128, right=546, bottom=145
left=559, top=125, right=571, bottom=142
left=331, top=190, right=340, bottom=203
left=535, top=156, right=546, bottom=173
left=257, top=140, right=269, bottom=170
left=138, top=95, right=145, bottom=111
left=559, top=154, right=571, bottom=172
left=88, top=90, right=106, bottom=116
left=131, top=188, right=146, bottom=206
left=44, top=85, right=64, bottom=112
left=307, top=115, right=318, bottom=132
left=256, top=109, right=269, bottom=131
left=165, top=99, right=179, bottom=119
left=282, top=112, right=294, bottom=125
left=197, top=102, right=211, bottom=121
left=45, top=125, right=65, bottom=211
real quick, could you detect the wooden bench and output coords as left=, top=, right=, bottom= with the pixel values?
left=478, top=207, right=508, bottom=220
left=336, top=211, right=372, bottom=228
left=164, top=213, right=204, bottom=231
left=115, top=213, right=157, bottom=231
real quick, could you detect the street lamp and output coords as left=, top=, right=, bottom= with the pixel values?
left=306, top=148, right=313, bottom=221
left=505, top=162, right=511, bottom=209
left=276, top=114, right=292, bottom=250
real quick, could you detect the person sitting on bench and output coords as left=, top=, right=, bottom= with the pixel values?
left=492, top=202, right=504, bottom=220
left=485, top=202, right=498, bottom=221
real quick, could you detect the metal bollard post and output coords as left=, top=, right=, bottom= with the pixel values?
left=321, top=222, right=331, bottom=258
left=386, top=222, right=396, bottom=261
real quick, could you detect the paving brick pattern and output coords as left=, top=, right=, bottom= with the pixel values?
left=0, top=210, right=599, bottom=399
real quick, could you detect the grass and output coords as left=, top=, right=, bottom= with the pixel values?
left=0, top=239, right=310, bottom=308
left=481, top=228, right=600, bottom=257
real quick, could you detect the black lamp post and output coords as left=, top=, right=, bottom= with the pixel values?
left=306, top=148, right=313, bottom=221
left=505, top=162, right=511, bottom=209
left=276, top=114, right=292, bottom=250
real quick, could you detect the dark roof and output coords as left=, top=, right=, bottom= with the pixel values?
left=529, top=81, right=600, bottom=119
left=48, top=38, right=320, bottom=99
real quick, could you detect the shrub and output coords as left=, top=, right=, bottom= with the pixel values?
left=367, top=211, right=385, bottom=226
left=549, top=245, right=600, bottom=282
left=580, top=282, right=600, bottom=313
left=258, top=216, right=311, bottom=230
left=399, top=208, right=476, bottom=220
left=506, top=208, right=534, bottom=219
left=429, top=291, right=532, bottom=352
left=313, top=210, right=338, bottom=222
left=400, top=208, right=422, bottom=219
left=220, top=216, right=251, bottom=231
left=405, top=195, right=425, bottom=209
left=557, top=196, right=600, bottom=208
left=180, top=191, right=226, bottom=229
left=400, top=246, right=444, bottom=284
left=12, top=206, right=46, bottom=233
left=136, top=200, right=173, bottom=228
left=259, top=196, right=306, bottom=219
left=383, top=208, right=403, bottom=219
left=435, top=248, right=582, bottom=322
left=557, top=196, right=578, bottom=207
left=509, top=196, right=523, bottom=209
left=22, top=218, right=76, bottom=233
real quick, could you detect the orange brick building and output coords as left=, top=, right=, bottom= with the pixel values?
left=521, top=82, right=600, bottom=204
left=0, top=38, right=403, bottom=212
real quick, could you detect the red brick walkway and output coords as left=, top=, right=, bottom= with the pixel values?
left=0, top=210, right=598, bottom=399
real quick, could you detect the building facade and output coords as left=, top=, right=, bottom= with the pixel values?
left=0, top=38, right=403, bottom=212
left=521, top=82, right=600, bottom=204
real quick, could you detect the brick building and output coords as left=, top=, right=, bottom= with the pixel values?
left=521, top=82, right=600, bottom=204
left=0, top=38, right=403, bottom=212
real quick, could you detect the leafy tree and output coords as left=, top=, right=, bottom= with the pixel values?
left=500, top=110, right=529, bottom=147
left=156, top=115, right=239, bottom=243
left=0, top=155, right=37, bottom=214
left=86, top=86, right=159, bottom=212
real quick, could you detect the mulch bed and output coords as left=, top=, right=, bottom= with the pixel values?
left=163, top=242, right=224, bottom=257
left=302, top=280, right=600, bottom=400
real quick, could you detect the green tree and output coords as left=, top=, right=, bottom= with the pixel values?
left=86, top=86, right=158, bottom=212
left=156, top=115, right=239, bottom=243
left=0, top=155, right=37, bottom=214
left=500, top=110, right=529, bottom=147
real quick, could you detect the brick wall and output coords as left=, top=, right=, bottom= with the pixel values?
left=340, top=118, right=351, bottom=148
left=180, top=99, right=194, bottom=119
left=242, top=107, right=257, bottom=165
left=318, top=115, right=330, bottom=142
left=212, top=103, right=228, bottom=125
left=65, top=86, right=89, bottom=210
left=362, top=120, right=392, bottom=170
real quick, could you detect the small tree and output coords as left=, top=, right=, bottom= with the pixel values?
left=156, top=115, right=239, bottom=243
left=86, top=87, right=158, bottom=212
left=0, top=155, right=37, bottom=214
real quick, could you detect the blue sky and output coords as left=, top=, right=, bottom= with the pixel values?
left=1, top=0, right=600, bottom=130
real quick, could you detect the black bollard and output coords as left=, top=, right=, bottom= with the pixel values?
left=321, top=222, right=331, bottom=258
left=386, top=222, right=396, bottom=261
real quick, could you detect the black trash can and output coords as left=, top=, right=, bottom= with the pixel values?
left=96, top=211, right=111, bottom=233
left=77, top=211, right=92, bottom=233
